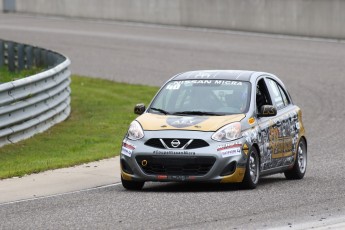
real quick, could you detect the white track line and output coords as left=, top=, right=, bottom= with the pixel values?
left=0, top=182, right=122, bottom=206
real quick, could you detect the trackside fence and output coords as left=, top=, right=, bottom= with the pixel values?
left=0, top=39, right=71, bottom=147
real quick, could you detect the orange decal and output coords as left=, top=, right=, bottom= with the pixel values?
left=248, top=117, right=256, bottom=125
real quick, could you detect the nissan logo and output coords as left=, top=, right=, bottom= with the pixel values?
left=171, top=139, right=180, bottom=148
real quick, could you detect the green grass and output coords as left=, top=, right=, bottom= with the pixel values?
left=0, top=75, right=158, bottom=179
left=0, top=66, right=44, bottom=83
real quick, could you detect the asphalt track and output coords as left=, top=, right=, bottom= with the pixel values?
left=1, top=13, right=345, bottom=229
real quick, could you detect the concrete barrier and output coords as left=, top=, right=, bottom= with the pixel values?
left=11, top=0, right=345, bottom=39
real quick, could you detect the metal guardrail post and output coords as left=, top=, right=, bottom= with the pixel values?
left=17, top=44, right=24, bottom=71
left=0, top=41, right=3, bottom=67
left=33, top=47, right=41, bottom=67
left=40, top=49, right=47, bottom=67
left=25, top=46, right=33, bottom=69
left=7, top=42, right=15, bottom=72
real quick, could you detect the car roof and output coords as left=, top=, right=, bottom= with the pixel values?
left=171, top=70, right=263, bottom=82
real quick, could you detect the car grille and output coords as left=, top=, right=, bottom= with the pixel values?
left=136, top=156, right=216, bottom=176
left=145, top=138, right=209, bottom=149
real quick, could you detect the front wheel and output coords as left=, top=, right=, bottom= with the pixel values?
left=284, top=138, right=307, bottom=180
left=241, top=147, right=260, bottom=189
left=121, top=176, right=145, bottom=190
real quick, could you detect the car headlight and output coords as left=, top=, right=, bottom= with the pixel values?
left=127, top=120, right=144, bottom=140
left=211, top=122, right=242, bottom=142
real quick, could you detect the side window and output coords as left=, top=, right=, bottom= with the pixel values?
left=266, top=79, right=290, bottom=110
left=256, top=79, right=272, bottom=112
left=278, top=85, right=290, bottom=106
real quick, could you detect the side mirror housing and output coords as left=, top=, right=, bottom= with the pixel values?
left=134, top=103, right=146, bottom=115
left=258, top=105, right=277, bottom=117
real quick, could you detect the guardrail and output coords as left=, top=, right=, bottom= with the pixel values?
left=0, top=39, right=71, bottom=147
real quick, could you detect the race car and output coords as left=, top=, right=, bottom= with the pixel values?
left=120, top=70, right=307, bottom=190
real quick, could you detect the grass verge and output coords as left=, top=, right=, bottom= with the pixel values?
left=0, top=66, right=44, bottom=83
left=0, top=75, right=158, bottom=179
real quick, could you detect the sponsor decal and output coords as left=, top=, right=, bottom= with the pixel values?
left=121, top=147, right=132, bottom=157
left=166, top=116, right=208, bottom=128
left=217, top=143, right=242, bottom=151
left=166, top=80, right=243, bottom=89
left=168, top=175, right=187, bottom=181
left=157, top=175, right=195, bottom=181
left=214, top=80, right=242, bottom=86
left=217, top=143, right=242, bottom=158
left=153, top=150, right=196, bottom=156
left=121, top=141, right=136, bottom=157
left=220, top=147, right=241, bottom=158
left=166, top=82, right=181, bottom=90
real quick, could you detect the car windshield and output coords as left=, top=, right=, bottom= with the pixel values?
left=149, top=80, right=251, bottom=115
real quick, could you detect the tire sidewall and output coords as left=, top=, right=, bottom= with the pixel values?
left=242, top=147, right=260, bottom=189
left=295, top=138, right=307, bottom=177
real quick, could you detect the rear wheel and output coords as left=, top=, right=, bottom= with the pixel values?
left=121, top=176, right=145, bottom=190
left=284, top=139, right=307, bottom=180
left=241, top=147, right=260, bottom=189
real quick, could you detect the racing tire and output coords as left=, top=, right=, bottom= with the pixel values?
left=241, top=147, right=260, bottom=189
left=284, top=139, right=307, bottom=180
left=121, top=176, right=145, bottom=190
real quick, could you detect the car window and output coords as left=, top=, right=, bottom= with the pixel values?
left=266, top=78, right=288, bottom=110
left=256, top=78, right=272, bottom=112
left=278, top=84, right=290, bottom=106
left=150, top=80, right=251, bottom=115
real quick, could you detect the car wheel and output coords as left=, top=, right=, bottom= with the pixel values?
left=121, top=176, right=145, bottom=190
left=241, top=147, right=260, bottom=189
left=284, top=138, right=307, bottom=180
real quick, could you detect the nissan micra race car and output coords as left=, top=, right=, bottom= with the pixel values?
left=121, top=70, right=307, bottom=190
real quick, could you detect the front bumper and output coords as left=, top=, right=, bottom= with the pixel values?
left=120, top=130, right=250, bottom=183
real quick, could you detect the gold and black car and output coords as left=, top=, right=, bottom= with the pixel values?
left=120, top=70, right=307, bottom=190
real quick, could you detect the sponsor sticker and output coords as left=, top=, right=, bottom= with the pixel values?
left=166, top=82, right=181, bottom=90
left=121, top=141, right=136, bottom=157
left=220, top=147, right=241, bottom=158
left=168, top=175, right=187, bottom=181
left=217, top=143, right=242, bottom=151
left=153, top=150, right=196, bottom=156
left=171, top=80, right=243, bottom=86
left=214, top=80, right=242, bottom=86
left=217, top=143, right=242, bottom=158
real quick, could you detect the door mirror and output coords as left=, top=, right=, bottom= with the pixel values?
left=258, top=105, right=277, bottom=117
left=134, top=103, right=146, bottom=115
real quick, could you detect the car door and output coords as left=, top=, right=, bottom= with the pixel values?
left=265, top=77, right=298, bottom=168
left=255, top=77, right=284, bottom=171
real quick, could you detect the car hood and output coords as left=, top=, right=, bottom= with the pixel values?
left=136, top=113, right=246, bottom=132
